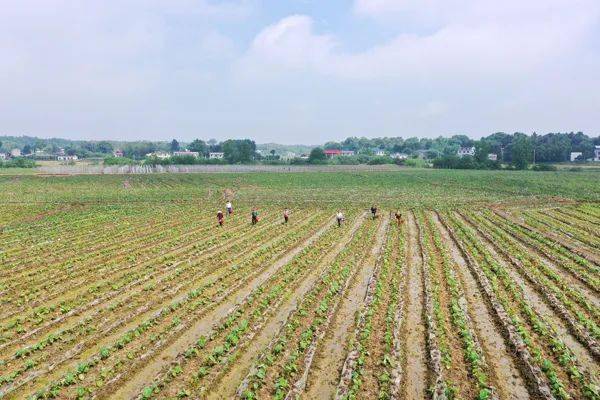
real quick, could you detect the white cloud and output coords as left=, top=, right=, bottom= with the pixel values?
left=239, top=1, right=599, bottom=83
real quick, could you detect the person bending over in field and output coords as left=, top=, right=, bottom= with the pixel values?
left=370, top=205, right=378, bottom=220
left=217, top=210, right=224, bottom=227
left=283, top=209, right=290, bottom=224
left=226, top=201, right=233, bottom=215
left=251, top=208, right=259, bottom=225
left=336, top=211, right=345, bottom=227
left=394, top=211, right=403, bottom=226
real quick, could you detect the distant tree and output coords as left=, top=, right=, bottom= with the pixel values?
left=308, top=147, right=327, bottom=164
left=65, top=146, right=77, bottom=156
left=323, top=141, right=342, bottom=150
left=170, top=139, right=180, bottom=152
left=22, top=144, right=32, bottom=155
left=511, top=134, right=533, bottom=169
left=97, top=141, right=114, bottom=154
left=474, top=141, right=492, bottom=163
left=222, top=139, right=256, bottom=163
left=188, top=139, right=207, bottom=155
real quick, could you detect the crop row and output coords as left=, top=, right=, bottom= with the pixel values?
left=139, top=212, right=364, bottom=399
left=441, top=212, right=598, bottom=400
left=11, top=211, right=332, bottom=399
left=236, top=216, right=381, bottom=399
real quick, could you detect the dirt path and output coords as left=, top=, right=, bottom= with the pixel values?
left=206, top=213, right=368, bottom=399
left=400, top=212, right=428, bottom=400
left=108, top=216, right=339, bottom=400
left=431, top=212, right=531, bottom=400
left=302, top=215, right=390, bottom=399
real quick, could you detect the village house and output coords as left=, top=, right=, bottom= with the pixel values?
left=595, top=146, right=600, bottom=162
left=10, top=148, right=22, bottom=157
left=391, top=153, right=408, bottom=160
left=280, top=151, right=297, bottom=161
left=570, top=152, right=583, bottom=162
left=488, top=153, right=498, bottom=161
left=173, top=150, right=199, bottom=158
left=457, top=146, right=475, bottom=157
left=57, top=155, right=78, bottom=161
left=323, top=149, right=355, bottom=158
left=0, top=152, right=7, bottom=160
left=146, top=151, right=170, bottom=159
left=373, top=149, right=386, bottom=156
left=209, top=152, right=225, bottom=159
left=113, top=149, right=124, bottom=158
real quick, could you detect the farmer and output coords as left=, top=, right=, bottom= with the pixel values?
left=336, top=211, right=345, bottom=227
left=370, top=205, right=378, bottom=220
left=283, top=209, right=290, bottom=224
left=217, top=210, right=224, bottom=227
left=251, top=208, right=259, bottom=225
left=226, top=201, right=233, bottom=215
left=394, top=211, right=403, bottom=226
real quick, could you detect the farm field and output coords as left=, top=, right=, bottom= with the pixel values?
left=0, top=170, right=599, bottom=400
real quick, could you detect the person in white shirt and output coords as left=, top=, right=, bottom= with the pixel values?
left=336, top=211, right=344, bottom=227
left=226, top=201, right=233, bottom=215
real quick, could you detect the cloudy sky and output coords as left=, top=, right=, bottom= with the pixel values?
left=1, top=0, right=599, bottom=143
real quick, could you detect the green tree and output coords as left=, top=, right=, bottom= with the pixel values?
left=22, top=144, right=32, bottom=155
left=308, top=147, right=327, bottom=164
left=97, top=141, right=114, bottom=154
left=222, top=139, right=256, bottom=163
left=188, top=139, right=207, bottom=155
left=511, top=134, right=533, bottom=169
left=474, top=140, right=492, bottom=163
left=170, top=139, right=180, bottom=152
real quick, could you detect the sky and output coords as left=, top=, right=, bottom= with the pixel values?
left=1, top=0, right=599, bottom=144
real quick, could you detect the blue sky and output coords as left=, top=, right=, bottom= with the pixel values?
left=1, top=0, right=599, bottom=144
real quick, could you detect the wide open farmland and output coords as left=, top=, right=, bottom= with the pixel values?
left=0, top=170, right=598, bottom=399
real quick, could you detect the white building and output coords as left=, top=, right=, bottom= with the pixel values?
left=209, top=152, right=225, bottom=159
left=10, top=148, right=21, bottom=157
left=113, top=149, right=124, bottom=158
left=146, top=151, right=170, bottom=159
left=374, top=149, right=386, bottom=156
left=57, top=155, right=78, bottom=161
left=173, top=150, right=199, bottom=158
left=391, top=153, right=408, bottom=160
left=0, top=153, right=7, bottom=160
left=570, top=152, right=583, bottom=162
left=457, top=147, right=475, bottom=157
left=488, top=153, right=498, bottom=161
left=281, top=151, right=297, bottom=161
left=594, top=145, right=600, bottom=162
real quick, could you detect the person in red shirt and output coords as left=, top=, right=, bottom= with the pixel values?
left=217, top=210, right=224, bottom=227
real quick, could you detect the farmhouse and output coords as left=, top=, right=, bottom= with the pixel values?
left=374, top=149, right=386, bottom=156
left=391, top=153, right=408, bottom=160
left=209, top=152, right=225, bottom=159
left=570, top=152, right=583, bottom=162
left=595, top=145, right=600, bottom=162
left=57, top=155, right=78, bottom=161
left=0, top=152, right=7, bottom=160
left=324, top=149, right=355, bottom=158
left=146, top=151, right=170, bottom=159
left=173, top=150, right=199, bottom=158
left=457, top=147, right=475, bottom=157
left=113, top=149, right=124, bottom=158
left=10, top=148, right=22, bottom=157
left=488, top=153, right=498, bottom=161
